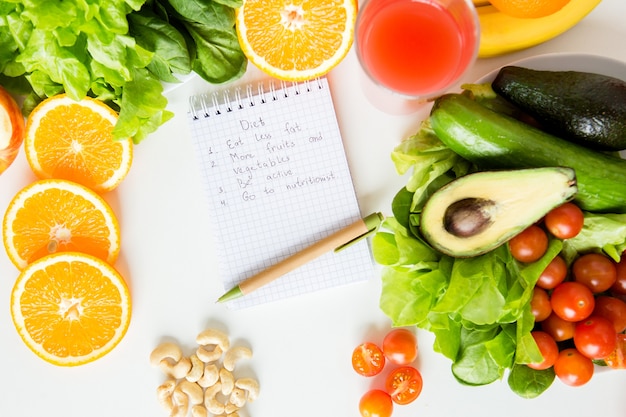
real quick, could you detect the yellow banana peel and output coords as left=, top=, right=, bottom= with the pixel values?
left=476, top=0, right=602, bottom=58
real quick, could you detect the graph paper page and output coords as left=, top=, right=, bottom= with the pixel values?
left=187, top=77, right=374, bottom=309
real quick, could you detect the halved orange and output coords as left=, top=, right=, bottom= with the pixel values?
left=3, top=179, right=120, bottom=270
left=489, top=0, right=570, bottom=18
left=11, top=252, right=131, bottom=366
left=25, top=94, right=133, bottom=193
left=236, top=0, right=357, bottom=81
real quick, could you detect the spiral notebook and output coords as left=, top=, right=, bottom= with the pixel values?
left=187, top=77, right=374, bottom=309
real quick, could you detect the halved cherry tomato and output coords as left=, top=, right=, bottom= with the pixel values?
left=544, top=202, right=584, bottom=239
left=527, top=331, right=558, bottom=370
left=604, top=334, right=626, bottom=369
left=352, top=342, right=385, bottom=377
left=385, top=366, right=423, bottom=405
left=359, top=389, right=393, bottom=417
left=536, top=255, right=567, bottom=290
left=550, top=281, right=595, bottom=322
left=574, top=315, right=617, bottom=360
left=554, top=348, right=594, bottom=387
left=382, top=328, right=418, bottom=365
left=593, top=295, right=626, bottom=333
left=573, top=253, right=617, bottom=293
left=508, top=225, right=548, bottom=263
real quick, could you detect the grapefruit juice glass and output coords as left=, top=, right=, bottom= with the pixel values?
left=356, top=0, right=479, bottom=105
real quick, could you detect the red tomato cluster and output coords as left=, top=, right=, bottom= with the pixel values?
left=509, top=202, right=626, bottom=386
left=352, top=328, right=422, bottom=417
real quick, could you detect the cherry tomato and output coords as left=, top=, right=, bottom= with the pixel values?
left=554, top=348, right=594, bottom=387
left=544, top=202, right=584, bottom=239
left=385, top=366, right=423, bottom=405
left=530, top=287, right=552, bottom=322
left=527, top=331, right=558, bottom=370
left=593, top=295, right=626, bottom=333
left=574, top=315, right=618, bottom=360
left=352, top=342, right=385, bottom=377
left=508, top=225, right=548, bottom=263
left=604, top=333, right=626, bottom=369
left=382, top=328, right=418, bottom=365
left=573, top=253, right=617, bottom=293
left=550, top=281, right=595, bottom=322
left=611, top=256, right=626, bottom=295
left=536, top=255, right=568, bottom=290
left=359, top=389, right=393, bottom=417
left=541, top=312, right=576, bottom=341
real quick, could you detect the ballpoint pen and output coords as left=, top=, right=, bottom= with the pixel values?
left=217, top=212, right=384, bottom=302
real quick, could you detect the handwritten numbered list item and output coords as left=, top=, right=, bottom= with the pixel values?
left=187, top=77, right=374, bottom=309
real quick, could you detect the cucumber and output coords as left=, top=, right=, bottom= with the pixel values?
left=429, top=93, right=626, bottom=213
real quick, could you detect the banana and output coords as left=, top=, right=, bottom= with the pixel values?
left=476, top=0, right=602, bottom=58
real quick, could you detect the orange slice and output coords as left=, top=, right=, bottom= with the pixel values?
left=25, top=94, right=133, bottom=193
left=3, top=179, right=121, bottom=270
left=10, top=252, right=131, bottom=366
left=236, top=0, right=357, bottom=81
left=488, top=0, right=570, bottom=18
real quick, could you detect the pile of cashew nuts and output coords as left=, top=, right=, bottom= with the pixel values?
left=150, top=328, right=259, bottom=417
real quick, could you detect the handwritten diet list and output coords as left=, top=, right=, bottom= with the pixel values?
left=187, top=77, right=375, bottom=309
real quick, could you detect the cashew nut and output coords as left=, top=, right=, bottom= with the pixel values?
left=196, top=328, right=230, bottom=352
left=235, top=377, right=260, bottom=402
left=196, top=344, right=223, bottom=363
left=177, top=380, right=204, bottom=405
left=219, top=368, right=235, bottom=396
left=191, top=404, right=208, bottom=417
left=186, top=354, right=204, bottom=383
left=223, top=346, right=252, bottom=372
left=224, top=402, right=240, bottom=415
left=229, top=388, right=247, bottom=408
left=156, top=379, right=176, bottom=412
left=204, top=382, right=225, bottom=415
left=171, top=388, right=189, bottom=417
left=159, top=356, right=192, bottom=379
left=196, top=363, right=219, bottom=388
left=150, top=342, right=183, bottom=367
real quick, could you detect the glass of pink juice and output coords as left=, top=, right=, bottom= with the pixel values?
left=355, top=0, right=479, bottom=107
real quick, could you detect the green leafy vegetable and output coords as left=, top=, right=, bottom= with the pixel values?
left=0, top=0, right=247, bottom=144
left=374, top=109, right=626, bottom=398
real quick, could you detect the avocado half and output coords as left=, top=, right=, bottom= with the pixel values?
left=420, top=167, right=577, bottom=258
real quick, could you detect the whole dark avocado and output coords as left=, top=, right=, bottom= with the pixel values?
left=492, top=66, right=626, bottom=151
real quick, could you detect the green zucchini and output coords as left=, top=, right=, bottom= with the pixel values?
left=429, top=93, right=626, bottom=213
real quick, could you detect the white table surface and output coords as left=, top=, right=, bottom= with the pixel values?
left=1, top=1, right=625, bottom=416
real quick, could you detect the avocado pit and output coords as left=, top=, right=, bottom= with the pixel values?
left=444, top=198, right=496, bottom=238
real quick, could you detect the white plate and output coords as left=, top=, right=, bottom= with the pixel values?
left=475, top=52, right=626, bottom=158
left=476, top=52, right=626, bottom=83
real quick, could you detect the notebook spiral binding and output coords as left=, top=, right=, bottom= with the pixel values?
left=189, top=77, right=325, bottom=120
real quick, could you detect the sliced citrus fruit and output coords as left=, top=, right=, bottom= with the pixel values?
left=10, top=252, right=131, bottom=366
left=24, top=94, right=133, bottom=193
left=489, top=0, right=570, bottom=18
left=3, top=179, right=120, bottom=270
left=236, top=0, right=357, bottom=81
